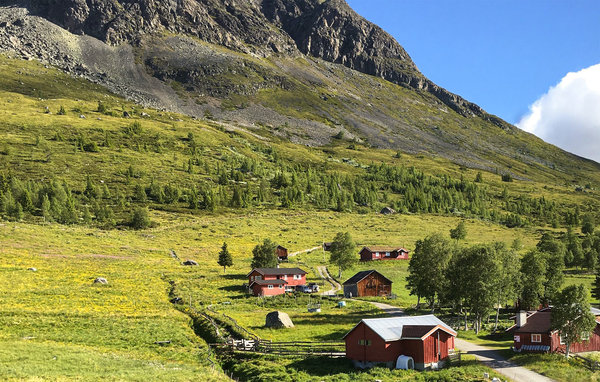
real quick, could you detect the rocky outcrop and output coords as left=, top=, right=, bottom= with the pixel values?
left=4, top=0, right=500, bottom=119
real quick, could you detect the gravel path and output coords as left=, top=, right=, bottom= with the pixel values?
left=454, top=339, right=555, bottom=382
left=316, top=266, right=342, bottom=296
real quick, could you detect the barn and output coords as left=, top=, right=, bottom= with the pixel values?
left=359, top=246, right=409, bottom=261
left=276, top=245, right=288, bottom=261
left=343, top=270, right=392, bottom=298
left=509, top=307, right=600, bottom=353
left=344, top=315, right=456, bottom=370
left=247, top=267, right=307, bottom=296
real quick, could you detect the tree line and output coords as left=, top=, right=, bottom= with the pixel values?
left=406, top=222, right=598, bottom=334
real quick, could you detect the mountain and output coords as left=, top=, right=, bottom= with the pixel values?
left=0, top=0, right=598, bottom=180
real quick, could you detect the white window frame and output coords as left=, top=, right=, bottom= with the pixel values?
left=531, top=334, right=542, bottom=343
left=583, top=332, right=590, bottom=341
left=385, top=252, right=391, bottom=257
left=559, top=335, right=565, bottom=345
left=278, top=284, right=283, bottom=289
left=514, top=335, right=520, bottom=343
left=283, top=275, right=287, bottom=280
left=267, top=284, right=273, bottom=289
left=293, top=274, right=301, bottom=280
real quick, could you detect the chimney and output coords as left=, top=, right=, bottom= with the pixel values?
left=516, top=311, right=527, bottom=327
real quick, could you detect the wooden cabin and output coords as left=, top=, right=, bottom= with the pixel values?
left=276, top=245, right=288, bottom=261
left=343, top=270, right=392, bottom=298
left=509, top=307, right=600, bottom=353
left=344, top=315, right=456, bottom=370
left=359, top=246, right=409, bottom=261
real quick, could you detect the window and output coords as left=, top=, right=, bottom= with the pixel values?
left=583, top=332, right=590, bottom=341
left=267, top=285, right=273, bottom=289
left=278, top=284, right=283, bottom=289
left=293, top=274, right=301, bottom=280
left=283, top=275, right=287, bottom=280
left=531, top=334, right=542, bottom=343
left=514, top=335, right=520, bottom=343
left=385, top=252, right=390, bottom=257
left=560, top=335, right=565, bottom=345
left=358, top=339, right=372, bottom=346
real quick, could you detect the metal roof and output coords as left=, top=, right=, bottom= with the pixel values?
left=344, top=315, right=456, bottom=341
left=362, top=246, right=408, bottom=253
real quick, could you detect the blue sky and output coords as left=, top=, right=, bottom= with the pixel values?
left=346, top=0, right=600, bottom=125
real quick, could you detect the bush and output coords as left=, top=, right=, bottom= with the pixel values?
left=130, top=207, right=151, bottom=230
left=501, top=173, right=513, bottom=182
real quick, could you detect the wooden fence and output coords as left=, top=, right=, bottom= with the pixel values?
left=212, top=339, right=345, bottom=357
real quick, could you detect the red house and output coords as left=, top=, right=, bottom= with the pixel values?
left=359, top=246, right=409, bottom=261
left=344, top=315, right=456, bottom=370
left=247, top=267, right=307, bottom=297
left=276, top=246, right=288, bottom=261
left=509, top=307, right=600, bottom=353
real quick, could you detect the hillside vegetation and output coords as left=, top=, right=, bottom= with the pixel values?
left=0, top=54, right=599, bottom=380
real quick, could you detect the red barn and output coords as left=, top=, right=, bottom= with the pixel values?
left=509, top=307, right=600, bottom=353
left=343, top=270, right=392, bottom=298
left=344, top=315, right=456, bottom=370
left=276, top=245, right=288, bottom=261
left=359, top=246, right=409, bottom=261
left=247, top=267, right=307, bottom=297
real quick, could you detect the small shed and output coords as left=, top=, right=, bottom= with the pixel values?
left=323, top=242, right=332, bottom=251
left=343, top=270, right=392, bottom=297
left=344, top=315, right=456, bottom=370
left=276, top=245, right=288, bottom=261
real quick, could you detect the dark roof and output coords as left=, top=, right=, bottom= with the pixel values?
left=343, top=270, right=393, bottom=285
left=247, top=267, right=307, bottom=277
left=277, top=245, right=287, bottom=250
left=249, top=279, right=287, bottom=286
left=362, top=246, right=409, bottom=253
left=514, top=311, right=552, bottom=333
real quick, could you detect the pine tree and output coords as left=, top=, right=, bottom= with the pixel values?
left=217, top=242, right=233, bottom=274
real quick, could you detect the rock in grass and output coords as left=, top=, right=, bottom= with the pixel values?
left=182, top=260, right=198, bottom=266
left=93, top=277, right=108, bottom=284
left=27, top=267, right=37, bottom=272
left=265, top=311, right=294, bottom=329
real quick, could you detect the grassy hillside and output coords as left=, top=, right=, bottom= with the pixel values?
left=0, top=54, right=599, bottom=380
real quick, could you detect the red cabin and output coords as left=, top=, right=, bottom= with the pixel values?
left=359, top=246, right=409, bottom=261
left=247, top=267, right=307, bottom=296
left=344, top=315, right=456, bottom=370
left=509, top=307, right=600, bottom=353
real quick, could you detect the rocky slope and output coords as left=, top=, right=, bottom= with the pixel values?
left=0, top=0, right=597, bottom=180
left=9, top=0, right=493, bottom=120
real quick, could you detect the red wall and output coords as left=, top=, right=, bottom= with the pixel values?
left=250, top=283, right=285, bottom=297
left=421, top=329, right=453, bottom=363
left=513, top=331, right=552, bottom=351
left=359, top=248, right=409, bottom=261
left=552, top=325, right=600, bottom=353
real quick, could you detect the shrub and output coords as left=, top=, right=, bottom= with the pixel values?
left=130, top=207, right=151, bottom=230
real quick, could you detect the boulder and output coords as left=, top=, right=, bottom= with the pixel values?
left=93, top=277, right=108, bottom=284
left=27, top=267, right=37, bottom=272
left=182, top=259, right=198, bottom=266
left=380, top=206, right=396, bottom=215
left=265, top=311, right=294, bottom=329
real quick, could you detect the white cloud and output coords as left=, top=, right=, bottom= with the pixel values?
left=517, top=63, right=600, bottom=162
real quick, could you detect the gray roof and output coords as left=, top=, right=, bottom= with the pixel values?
left=344, top=315, right=456, bottom=341
left=591, top=307, right=600, bottom=316
left=247, top=267, right=307, bottom=277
